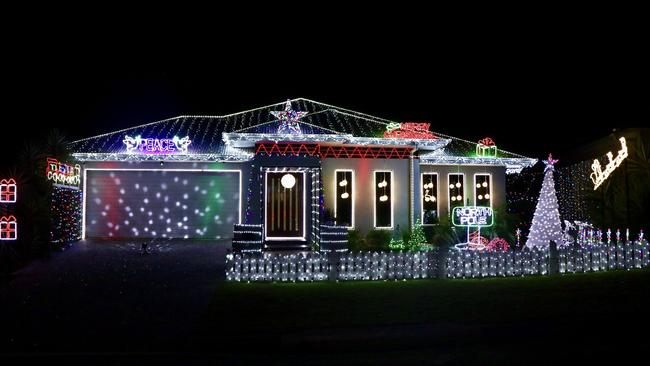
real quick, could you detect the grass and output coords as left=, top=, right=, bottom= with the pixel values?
left=200, top=268, right=650, bottom=336
left=197, top=269, right=650, bottom=340
left=190, top=269, right=650, bottom=362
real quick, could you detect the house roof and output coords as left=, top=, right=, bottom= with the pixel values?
left=70, top=98, right=536, bottom=171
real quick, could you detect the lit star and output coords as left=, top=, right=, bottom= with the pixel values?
left=271, top=99, right=307, bottom=135
left=544, top=153, right=559, bottom=171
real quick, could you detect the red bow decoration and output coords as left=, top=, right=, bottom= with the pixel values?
left=478, top=137, right=495, bottom=146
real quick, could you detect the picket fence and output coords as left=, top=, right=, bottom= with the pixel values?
left=559, top=240, right=649, bottom=273
left=225, top=240, right=650, bottom=282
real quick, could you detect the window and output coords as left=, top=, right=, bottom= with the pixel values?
left=448, top=173, right=465, bottom=212
left=421, top=173, right=438, bottom=225
left=474, top=174, right=491, bottom=207
left=334, top=170, right=354, bottom=228
left=374, top=171, right=392, bottom=228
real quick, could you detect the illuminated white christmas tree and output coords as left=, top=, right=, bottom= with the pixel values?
left=525, top=154, right=564, bottom=248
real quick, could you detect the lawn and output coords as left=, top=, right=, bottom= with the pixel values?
left=194, top=268, right=650, bottom=362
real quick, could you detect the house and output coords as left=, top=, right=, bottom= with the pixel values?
left=69, top=98, right=536, bottom=250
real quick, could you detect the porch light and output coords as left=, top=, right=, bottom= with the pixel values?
left=281, top=174, right=296, bottom=189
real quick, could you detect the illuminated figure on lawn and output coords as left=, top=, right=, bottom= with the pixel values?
left=526, top=154, right=564, bottom=248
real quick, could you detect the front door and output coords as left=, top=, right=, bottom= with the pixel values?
left=264, top=171, right=306, bottom=242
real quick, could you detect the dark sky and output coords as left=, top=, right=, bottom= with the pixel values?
left=3, top=46, right=645, bottom=172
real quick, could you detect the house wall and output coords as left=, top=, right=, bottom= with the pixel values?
left=321, top=158, right=412, bottom=235
left=416, top=164, right=507, bottom=222
left=322, top=159, right=507, bottom=236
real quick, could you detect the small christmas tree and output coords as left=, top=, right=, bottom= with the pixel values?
left=408, top=219, right=427, bottom=251
left=526, top=154, right=564, bottom=248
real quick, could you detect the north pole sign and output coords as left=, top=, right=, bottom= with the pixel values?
left=452, top=206, right=494, bottom=227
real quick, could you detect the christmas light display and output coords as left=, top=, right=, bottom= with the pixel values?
left=0, top=215, right=17, bottom=240
left=486, top=237, right=510, bottom=252
left=226, top=252, right=329, bottom=282
left=46, top=158, right=81, bottom=188
left=123, top=135, right=192, bottom=154
left=383, top=122, right=437, bottom=139
left=555, top=160, right=593, bottom=222
left=446, top=247, right=549, bottom=279
left=0, top=178, right=17, bottom=203
left=82, top=168, right=242, bottom=240
left=525, top=154, right=564, bottom=248
left=590, top=137, right=628, bottom=190
left=319, top=225, right=349, bottom=252
left=264, top=170, right=306, bottom=241
left=254, top=142, right=415, bottom=159
left=73, top=151, right=252, bottom=162
left=448, top=173, right=465, bottom=212
left=232, top=224, right=263, bottom=252
left=227, top=235, right=650, bottom=282
left=476, top=137, right=497, bottom=157
left=452, top=207, right=494, bottom=251
left=421, top=173, right=439, bottom=225
left=225, top=132, right=449, bottom=150
left=558, top=239, right=649, bottom=274
left=226, top=251, right=434, bottom=282
left=407, top=219, right=427, bottom=251
left=452, top=206, right=494, bottom=227
left=334, top=170, right=354, bottom=228
left=374, top=171, right=393, bottom=229
left=50, top=186, right=83, bottom=243
left=270, top=99, right=308, bottom=135
left=474, top=173, right=491, bottom=207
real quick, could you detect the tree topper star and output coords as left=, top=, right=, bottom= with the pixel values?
left=271, top=99, right=307, bottom=135
left=544, top=153, right=559, bottom=171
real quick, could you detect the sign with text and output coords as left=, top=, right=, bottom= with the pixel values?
left=452, top=206, right=493, bottom=227
left=46, top=158, right=81, bottom=188
left=123, top=135, right=191, bottom=154
left=384, top=122, right=436, bottom=139
left=590, top=137, right=628, bottom=190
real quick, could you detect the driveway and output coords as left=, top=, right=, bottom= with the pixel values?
left=0, top=239, right=230, bottom=354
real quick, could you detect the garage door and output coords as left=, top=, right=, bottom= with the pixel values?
left=84, top=170, right=240, bottom=239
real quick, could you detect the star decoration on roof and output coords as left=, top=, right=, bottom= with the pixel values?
left=544, top=153, right=559, bottom=171
left=271, top=99, right=307, bottom=135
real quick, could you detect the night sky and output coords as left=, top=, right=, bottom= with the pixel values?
left=3, top=52, right=644, bottom=172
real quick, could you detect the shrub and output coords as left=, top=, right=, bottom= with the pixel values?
left=430, top=215, right=459, bottom=248
left=388, top=239, right=406, bottom=251
left=347, top=229, right=365, bottom=251
left=365, top=229, right=392, bottom=251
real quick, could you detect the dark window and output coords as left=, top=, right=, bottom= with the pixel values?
left=335, top=171, right=353, bottom=227
left=422, top=173, right=438, bottom=224
left=374, top=171, right=392, bottom=228
left=448, top=173, right=465, bottom=212
left=475, top=174, right=491, bottom=207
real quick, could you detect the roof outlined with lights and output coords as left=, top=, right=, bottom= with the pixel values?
left=69, top=98, right=537, bottom=171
